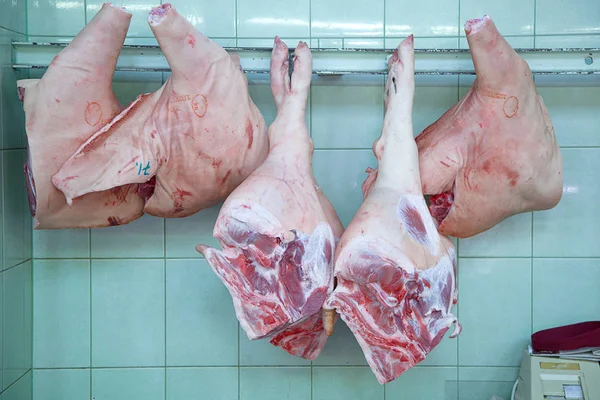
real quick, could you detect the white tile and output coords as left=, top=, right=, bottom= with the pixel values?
left=460, top=0, right=534, bottom=36
left=0, top=0, right=26, bottom=34
left=311, top=85, right=383, bottom=149
left=165, top=203, right=222, bottom=258
left=2, top=371, right=32, bottom=400
left=312, top=150, right=377, bottom=227
left=311, top=0, right=383, bottom=38
left=27, top=0, right=85, bottom=36
left=458, top=258, right=531, bottom=367
left=535, top=35, right=600, bottom=48
left=313, top=367, right=383, bottom=400
left=237, top=38, right=309, bottom=48
left=1, top=30, right=27, bottom=150
left=533, top=258, right=600, bottom=332
left=343, top=38, right=384, bottom=49
left=413, top=81, right=459, bottom=136
left=0, top=152, right=3, bottom=272
left=87, top=0, right=152, bottom=37
left=167, top=368, right=238, bottom=400
left=33, top=260, right=91, bottom=368
left=537, top=86, right=600, bottom=147
left=536, top=0, right=600, bottom=35
left=91, top=259, right=165, bottom=367
left=166, top=260, right=238, bottom=366
left=313, top=321, right=368, bottom=366
left=386, top=0, right=458, bottom=37
left=124, top=37, right=159, bottom=46
left=387, top=367, right=458, bottom=399
left=167, top=0, right=236, bottom=37
left=240, top=367, right=311, bottom=400
left=91, top=214, right=164, bottom=258
left=458, top=367, right=520, bottom=400
left=112, top=72, right=163, bottom=106
left=33, top=369, right=89, bottom=400
left=459, top=213, right=532, bottom=257
left=33, top=229, right=90, bottom=258
left=2, top=261, right=32, bottom=390
left=237, top=0, right=310, bottom=38
left=2, top=150, right=32, bottom=270
left=533, top=149, right=600, bottom=257
left=385, top=37, right=458, bottom=49
left=27, top=36, right=74, bottom=43
left=319, top=38, right=343, bottom=48
left=213, top=38, right=237, bottom=47
left=92, top=368, right=164, bottom=400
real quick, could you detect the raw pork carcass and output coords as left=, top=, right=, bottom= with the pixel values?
left=197, top=38, right=343, bottom=360
left=17, top=3, right=145, bottom=229
left=363, top=16, right=562, bottom=238
left=325, top=36, right=460, bottom=384
left=53, top=3, right=268, bottom=218
left=366, top=15, right=562, bottom=238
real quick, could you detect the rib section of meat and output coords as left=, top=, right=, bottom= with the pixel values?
left=325, top=37, right=460, bottom=384
left=197, top=38, right=343, bottom=360
left=53, top=3, right=268, bottom=218
left=17, top=3, right=144, bottom=228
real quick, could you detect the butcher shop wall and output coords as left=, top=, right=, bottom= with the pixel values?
left=0, top=1, right=34, bottom=399
left=3, top=0, right=599, bottom=399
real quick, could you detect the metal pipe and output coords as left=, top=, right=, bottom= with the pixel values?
left=12, top=42, right=599, bottom=77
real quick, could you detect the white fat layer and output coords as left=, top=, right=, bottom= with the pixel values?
left=397, top=194, right=440, bottom=256
left=298, top=223, right=335, bottom=292
left=217, top=199, right=285, bottom=241
left=338, top=238, right=417, bottom=277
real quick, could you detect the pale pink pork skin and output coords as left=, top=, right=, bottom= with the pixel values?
left=18, top=3, right=145, bottom=229
left=52, top=3, right=268, bottom=218
left=325, top=36, right=460, bottom=384
left=363, top=15, right=563, bottom=239
left=419, top=15, right=563, bottom=238
left=197, top=38, right=344, bottom=360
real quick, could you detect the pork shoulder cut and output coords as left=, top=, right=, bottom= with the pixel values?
left=52, top=3, right=268, bottom=218
left=18, top=3, right=145, bottom=229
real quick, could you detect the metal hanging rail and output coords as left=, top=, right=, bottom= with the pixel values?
left=12, top=42, right=599, bottom=76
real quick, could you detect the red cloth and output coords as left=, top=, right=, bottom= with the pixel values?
left=532, top=321, right=600, bottom=353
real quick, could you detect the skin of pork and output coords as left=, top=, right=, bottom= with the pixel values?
left=325, top=35, right=460, bottom=385
left=197, top=38, right=344, bottom=360
left=363, top=15, right=563, bottom=239
left=17, top=3, right=145, bottom=229
left=52, top=3, right=268, bottom=219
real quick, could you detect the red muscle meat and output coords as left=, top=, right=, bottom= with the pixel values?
left=197, top=38, right=343, bottom=360
left=325, top=36, right=460, bottom=384
left=18, top=3, right=144, bottom=228
left=53, top=4, right=268, bottom=218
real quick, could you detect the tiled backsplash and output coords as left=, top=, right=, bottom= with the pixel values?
left=1, top=2, right=33, bottom=399
left=1, top=0, right=598, bottom=399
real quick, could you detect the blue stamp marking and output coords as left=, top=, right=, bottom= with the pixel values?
left=135, top=161, right=151, bottom=176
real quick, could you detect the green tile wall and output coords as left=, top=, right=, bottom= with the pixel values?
left=1, top=4, right=33, bottom=400
left=14, top=0, right=600, bottom=399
